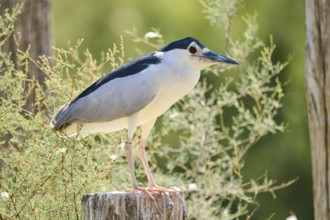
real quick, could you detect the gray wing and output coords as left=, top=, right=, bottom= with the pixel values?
left=52, top=76, right=158, bottom=130
left=52, top=51, right=162, bottom=131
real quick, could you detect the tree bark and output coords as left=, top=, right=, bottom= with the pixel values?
left=305, top=0, right=330, bottom=219
left=82, top=192, right=188, bottom=220
left=0, top=0, right=51, bottom=114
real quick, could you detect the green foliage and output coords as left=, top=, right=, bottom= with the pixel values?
left=199, top=0, right=243, bottom=31
left=0, top=6, right=127, bottom=219
left=0, top=1, right=292, bottom=219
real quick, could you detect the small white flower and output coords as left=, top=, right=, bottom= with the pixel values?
left=144, top=32, right=162, bottom=39
left=120, top=142, right=126, bottom=149
left=286, top=215, right=297, bottom=220
left=1, top=191, right=9, bottom=200
left=222, top=209, right=231, bottom=220
left=56, top=148, right=67, bottom=154
left=169, top=112, right=178, bottom=119
left=110, top=154, right=117, bottom=160
left=188, top=183, right=198, bottom=191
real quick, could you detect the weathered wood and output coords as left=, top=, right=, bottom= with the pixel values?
left=305, top=0, right=330, bottom=219
left=82, top=192, right=188, bottom=220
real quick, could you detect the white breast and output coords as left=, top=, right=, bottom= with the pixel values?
left=143, top=50, right=201, bottom=111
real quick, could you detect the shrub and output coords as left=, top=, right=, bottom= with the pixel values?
left=0, top=1, right=292, bottom=219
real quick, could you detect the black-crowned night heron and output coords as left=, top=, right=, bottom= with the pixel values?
left=52, top=37, right=238, bottom=204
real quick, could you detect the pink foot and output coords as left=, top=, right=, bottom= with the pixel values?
left=125, top=185, right=184, bottom=209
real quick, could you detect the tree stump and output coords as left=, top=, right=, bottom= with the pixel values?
left=81, top=192, right=188, bottom=220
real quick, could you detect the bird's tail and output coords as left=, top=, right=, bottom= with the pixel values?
left=50, top=103, right=71, bottom=131
left=50, top=103, right=81, bottom=137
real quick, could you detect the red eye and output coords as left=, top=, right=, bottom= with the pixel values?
left=188, top=46, right=197, bottom=54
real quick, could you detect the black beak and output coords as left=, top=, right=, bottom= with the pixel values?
left=202, top=50, right=238, bottom=64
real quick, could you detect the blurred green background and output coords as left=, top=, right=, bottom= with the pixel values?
left=52, top=0, right=310, bottom=219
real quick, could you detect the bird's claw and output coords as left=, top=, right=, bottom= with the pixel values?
left=125, top=186, right=159, bottom=210
left=125, top=185, right=184, bottom=194
left=125, top=185, right=184, bottom=210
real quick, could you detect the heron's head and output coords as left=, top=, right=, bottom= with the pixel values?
left=159, top=37, right=238, bottom=69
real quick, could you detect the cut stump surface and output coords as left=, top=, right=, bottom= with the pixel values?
left=82, top=192, right=188, bottom=220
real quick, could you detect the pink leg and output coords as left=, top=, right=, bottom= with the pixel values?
left=137, top=139, right=157, bottom=187
left=137, top=120, right=157, bottom=187
left=136, top=120, right=184, bottom=194
left=124, top=141, right=138, bottom=189
left=124, top=141, right=158, bottom=207
left=124, top=119, right=183, bottom=208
